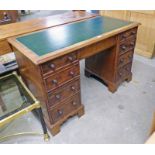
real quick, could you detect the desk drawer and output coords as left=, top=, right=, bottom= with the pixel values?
left=119, top=28, right=137, bottom=42
left=118, top=50, right=133, bottom=68
left=117, top=63, right=132, bottom=81
left=49, top=93, right=81, bottom=124
left=119, top=38, right=136, bottom=55
left=47, top=78, right=80, bottom=107
left=44, top=62, right=80, bottom=91
left=41, top=53, right=77, bottom=76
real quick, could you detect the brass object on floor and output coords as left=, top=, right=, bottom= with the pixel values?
left=0, top=132, right=44, bottom=142
left=0, top=71, right=49, bottom=142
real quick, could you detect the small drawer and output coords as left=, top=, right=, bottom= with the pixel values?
left=41, top=53, right=77, bottom=76
left=44, top=62, right=80, bottom=92
left=117, top=63, right=132, bottom=81
left=119, top=28, right=137, bottom=42
left=49, top=93, right=81, bottom=124
left=119, top=38, right=136, bottom=55
left=47, top=78, right=80, bottom=107
left=118, top=51, right=133, bottom=68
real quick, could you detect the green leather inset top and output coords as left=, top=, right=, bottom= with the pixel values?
left=17, top=16, right=132, bottom=56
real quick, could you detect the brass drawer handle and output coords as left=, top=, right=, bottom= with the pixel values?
left=122, top=34, right=126, bottom=39
left=121, top=45, right=127, bottom=50
left=126, top=67, right=130, bottom=71
left=69, top=71, right=75, bottom=77
left=52, top=79, right=58, bottom=84
left=55, top=94, right=61, bottom=99
left=120, top=58, right=124, bottom=63
left=119, top=72, right=123, bottom=77
left=131, top=31, right=136, bottom=35
left=128, top=55, right=132, bottom=59
left=72, top=101, right=77, bottom=106
left=71, top=86, right=76, bottom=91
left=68, top=56, right=73, bottom=61
left=130, top=42, right=135, bottom=46
left=49, top=63, right=55, bottom=69
left=57, top=110, right=63, bottom=116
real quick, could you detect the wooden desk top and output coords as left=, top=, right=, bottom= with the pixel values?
left=0, top=11, right=98, bottom=41
left=8, top=16, right=140, bottom=65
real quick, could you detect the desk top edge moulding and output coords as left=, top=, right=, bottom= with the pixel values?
left=8, top=16, right=140, bottom=65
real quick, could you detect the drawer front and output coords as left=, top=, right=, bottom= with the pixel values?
left=47, top=78, right=80, bottom=107
left=119, top=28, right=137, bottom=42
left=118, top=51, right=133, bottom=68
left=119, top=38, right=136, bottom=55
left=44, top=62, right=80, bottom=91
left=117, top=63, right=132, bottom=81
left=49, top=93, right=81, bottom=123
left=41, top=53, right=77, bottom=76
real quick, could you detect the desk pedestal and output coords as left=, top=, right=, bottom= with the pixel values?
left=85, top=28, right=137, bottom=93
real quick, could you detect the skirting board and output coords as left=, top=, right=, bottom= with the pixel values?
left=135, top=48, right=153, bottom=59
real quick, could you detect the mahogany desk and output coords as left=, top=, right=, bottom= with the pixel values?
left=8, top=16, right=140, bottom=135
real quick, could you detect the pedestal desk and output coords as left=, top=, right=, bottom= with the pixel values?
left=8, top=16, right=140, bottom=135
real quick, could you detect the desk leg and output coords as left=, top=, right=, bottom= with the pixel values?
left=36, top=108, right=50, bottom=141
